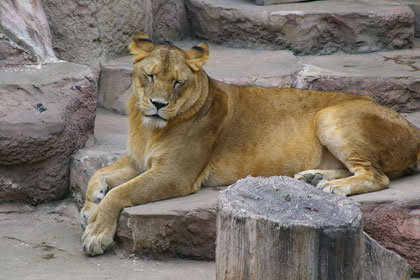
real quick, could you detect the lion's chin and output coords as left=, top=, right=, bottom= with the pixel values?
left=143, top=115, right=168, bottom=129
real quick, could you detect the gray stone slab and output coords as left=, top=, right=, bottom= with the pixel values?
left=186, top=0, right=414, bottom=55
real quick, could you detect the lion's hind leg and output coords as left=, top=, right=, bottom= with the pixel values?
left=310, top=99, right=419, bottom=196
left=80, top=154, right=139, bottom=229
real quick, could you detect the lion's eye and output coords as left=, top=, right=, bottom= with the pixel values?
left=144, top=72, right=154, bottom=83
left=173, top=80, right=185, bottom=89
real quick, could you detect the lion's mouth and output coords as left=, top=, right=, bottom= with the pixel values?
left=144, top=114, right=168, bottom=121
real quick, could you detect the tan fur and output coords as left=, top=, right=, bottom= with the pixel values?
left=80, top=33, right=420, bottom=256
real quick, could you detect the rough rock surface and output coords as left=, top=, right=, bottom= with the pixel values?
left=99, top=41, right=420, bottom=113
left=186, top=0, right=414, bottom=55
left=0, top=63, right=98, bottom=203
left=0, top=0, right=57, bottom=64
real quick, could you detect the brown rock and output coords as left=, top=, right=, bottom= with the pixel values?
left=0, top=62, right=98, bottom=203
left=186, top=0, right=414, bottom=55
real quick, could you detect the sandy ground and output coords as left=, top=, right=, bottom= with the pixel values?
left=0, top=199, right=215, bottom=280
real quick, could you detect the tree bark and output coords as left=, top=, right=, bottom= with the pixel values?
left=216, top=176, right=364, bottom=280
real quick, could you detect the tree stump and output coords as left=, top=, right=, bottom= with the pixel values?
left=216, top=176, right=364, bottom=280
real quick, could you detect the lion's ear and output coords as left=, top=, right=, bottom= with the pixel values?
left=128, top=32, right=155, bottom=63
left=185, top=43, right=209, bottom=72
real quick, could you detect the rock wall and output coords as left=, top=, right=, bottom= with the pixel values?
left=41, top=0, right=189, bottom=65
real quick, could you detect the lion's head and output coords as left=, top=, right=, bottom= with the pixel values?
left=128, top=32, right=209, bottom=129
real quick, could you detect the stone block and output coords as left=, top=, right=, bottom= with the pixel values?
left=186, top=0, right=414, bottom=55
left=117, top=187, right=220, bottom=260
left=0, top=62, right=98, bottom=203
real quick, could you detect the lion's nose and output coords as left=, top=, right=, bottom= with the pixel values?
left=150, top=99, right=168, bottom=110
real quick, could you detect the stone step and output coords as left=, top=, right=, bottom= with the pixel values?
left=99, top=40, right=420, bottom=114
left=70, top=109, right=420, bottom=273
left=185, top=0, right=416, bottom=55
left=0, top=62, right=98, bottom=204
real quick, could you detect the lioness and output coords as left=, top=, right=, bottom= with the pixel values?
left=80, top=32, right=420, bottom=256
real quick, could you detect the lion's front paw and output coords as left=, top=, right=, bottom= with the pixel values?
left=318, top=181, right=350, bottom=196
left=81, top=208, right=117, bottom=256
left=80, top=201, right=98, bottom=230
left=294, top=171, right=323, bottom=186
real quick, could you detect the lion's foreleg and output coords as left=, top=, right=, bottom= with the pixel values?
left=80, top=154, right=139, bottom=229
left=81, top=166, right=196, bottom=256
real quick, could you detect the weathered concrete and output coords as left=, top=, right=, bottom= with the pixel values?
left=0, top=199, right=216, bottom=280
left=99, top=41, right=420, bottom=113
left=0, top=62, right=98, bottom=203
left=0, top=0, right=57, bottom=64
left=186, top=0, right=414, bottom=55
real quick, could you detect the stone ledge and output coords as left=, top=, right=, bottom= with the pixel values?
left=186, top=0, right=414, bottom=55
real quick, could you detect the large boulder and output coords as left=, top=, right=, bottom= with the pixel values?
left=0, top=62, right=98, bottom=204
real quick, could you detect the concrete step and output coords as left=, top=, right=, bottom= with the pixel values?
left=98, top=40, right=420, bottom=114
left=0, top=62, right=98, bottom=204
left=70, top=109, right=420, bottom=273
left=185, top=0, right=416, bottom=55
